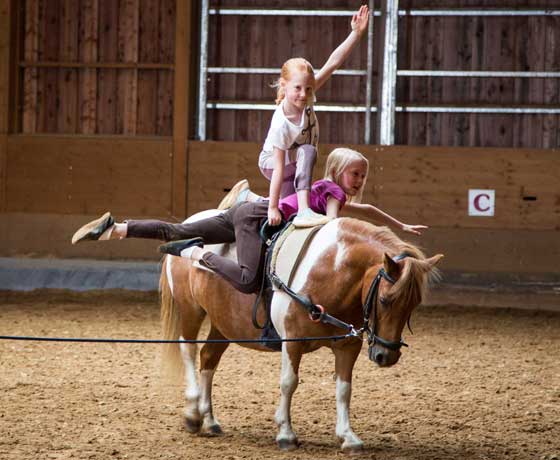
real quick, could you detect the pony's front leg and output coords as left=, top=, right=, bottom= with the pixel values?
left=333, top=341, right=364, bottom=453
left=198, top=326, right=229, bottom=436
left=275, top=342, right=303, bottom=450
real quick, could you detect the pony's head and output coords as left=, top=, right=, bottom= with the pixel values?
left=362, top=250, right=443, bottom=367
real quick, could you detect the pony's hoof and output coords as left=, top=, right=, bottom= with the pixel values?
left=341, top=441, right=364, bottom=455
left=184, top=417, right=202, bottom=434
left=202, top=424, right=224, bottom=437
left=277, top=438, right=299, bottom=451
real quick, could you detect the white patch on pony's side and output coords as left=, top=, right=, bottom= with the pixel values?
left=270, top=292, right=292, bottom=338
left=290, top=220, right=340, bottom=292
left=334, top=240, right=347, bottom=272
left=166, top=256, right=175, bottom=297
left=183, top=209, right=237, bottom=272
left=271, top=220, right=340, bottom=337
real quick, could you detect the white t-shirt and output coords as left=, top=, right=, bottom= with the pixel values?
left=258, top=100, right=319, bottom=170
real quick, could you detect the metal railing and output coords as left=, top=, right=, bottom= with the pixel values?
left=198, top=3, right=560, bottom=145
left=378, top=4, right=560, bottom=144
left=198, top=1, right=378, bottom=143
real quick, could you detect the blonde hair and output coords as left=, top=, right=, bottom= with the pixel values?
left=272, top=58, right=316, bottom=105
left=324, top=148, right=369, bottom=203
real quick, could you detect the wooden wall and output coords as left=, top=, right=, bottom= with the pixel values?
left=19, top=0, right=176, bottom=135
left=0, top=0, right=558, bottom=278
left=398, top=1, right=560, bottom=148
left=206, top=0, right=560, bottom=148
left=185, top=141, right=560, bottom=273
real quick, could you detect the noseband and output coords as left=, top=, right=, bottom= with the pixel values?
left=362, top=253, right=409, bottom=355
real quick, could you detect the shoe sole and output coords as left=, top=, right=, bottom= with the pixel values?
left=71, top=212, right=111, bottom=245
left=217, top=179, right=249, bottom=210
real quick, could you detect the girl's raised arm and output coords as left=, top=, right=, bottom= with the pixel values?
left=315, top=5, right=369, bottom=91
left=340, top=202, right=428, bottom=236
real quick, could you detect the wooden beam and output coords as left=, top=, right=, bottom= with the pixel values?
left=22, top=0, right=39, bottom=133
left=118, top=0, right=139, bottom=135
left=79, top=0, right=98, bottom=134
left=58, top=0, right=79, bottom=134
left=0, top=0, right=11, bottom=134
left=0, top=0, right=13, bottom=212
left=171, top=0, right=193, bottom=218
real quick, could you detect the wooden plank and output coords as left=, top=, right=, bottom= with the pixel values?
left=171, top=0, right=192, bottom=218
left=0, top=0, right=8, bottom=211
left=22, top=0, right=39, bottom=133
left=6, top=136, right=173, bottom=216
left=39, top=0, right=60, bottom=133
left=57, top=0, right=79, bottom=133
left=0, top=0, right=10, bottom=134
left=186, top=141, right=560, bottom=231
left=137, top=0, right=158, bottom=135
left=2, top=211, right=560, bottom=274
left=97, top=0, right=118, bottom=134
left=118, top=0, right=139, bottom=135
left=542, top=12, right=559, bottom=149
left=156, top=0, right=174, bottom=136
left=79, top=0, right=98, bottom=134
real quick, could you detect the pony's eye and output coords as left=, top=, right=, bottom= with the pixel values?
left=379, top=297, right=389, bottom=307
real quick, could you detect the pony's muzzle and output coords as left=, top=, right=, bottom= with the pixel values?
left=368, top=344, right=401, bottom=367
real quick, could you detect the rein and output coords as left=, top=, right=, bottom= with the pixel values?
left=270, top=252, right=412, bottom=353
left=362, top=264, right=408, bottom=352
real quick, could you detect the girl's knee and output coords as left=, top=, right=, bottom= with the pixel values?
left=297, top=144, right=317, bottom=161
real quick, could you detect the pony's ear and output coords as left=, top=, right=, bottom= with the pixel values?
left=426, top=254, right=444, bottom=268
left=383, top=253, right=400, bottom=278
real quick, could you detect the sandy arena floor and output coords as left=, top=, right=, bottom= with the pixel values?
left=0, top=291, right=558, bottom=460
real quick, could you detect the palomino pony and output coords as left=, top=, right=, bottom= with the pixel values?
left=160, top=214, right=442, bottom=452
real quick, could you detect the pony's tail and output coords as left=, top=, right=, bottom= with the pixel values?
left=160, top=256, right=185, bottom=383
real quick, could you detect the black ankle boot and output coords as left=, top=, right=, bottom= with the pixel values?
left=158, top=237, right=204, bottom=256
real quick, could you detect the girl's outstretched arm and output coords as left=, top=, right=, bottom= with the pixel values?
left=340, top=202, right=428, bottom=236
left=326, top=196, right=343, bottom=219
left=315, top=5, right=369, bottom=91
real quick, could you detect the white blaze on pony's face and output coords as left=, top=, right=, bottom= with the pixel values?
left=369, top=253, right=443, bottom=367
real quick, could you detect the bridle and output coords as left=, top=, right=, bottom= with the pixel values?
left=361, top=253, right=410, bottom=356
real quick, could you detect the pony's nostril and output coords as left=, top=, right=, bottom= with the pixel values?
left=374, top=351, right=385, bottom=365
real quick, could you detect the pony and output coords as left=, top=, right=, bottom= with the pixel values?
left=160, top=214, right=442, bottom=453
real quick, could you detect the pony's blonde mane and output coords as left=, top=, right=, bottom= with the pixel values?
left=341, top=219, right=435, bottom=307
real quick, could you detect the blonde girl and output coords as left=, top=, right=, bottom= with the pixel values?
left=258, top=5, right=370, bottom=228
left=321, top=148, right=427, bottom=235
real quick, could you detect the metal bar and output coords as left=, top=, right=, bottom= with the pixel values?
left=19, top=61, right=174, bottom=70
left=396, top=106, right=560, bottom=114
left=209, top=8, right=382, bottom=17
left=197, top=0, right=209, bottom=141
left=398, top=9, right=560, bottom=17
left=379, top=0, right=399, bottom=145
left=364, top=0, right=375, bottom=144
left=207, top=67, right=366, bottom=76
left=398, top=70, right=560, bottom=78
left=206, top=102, right=377, bottom=113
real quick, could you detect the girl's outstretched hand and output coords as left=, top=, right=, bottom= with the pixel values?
left=351, top=5, right=370, bottom=36
left=402, top=224, right=428, bottom=236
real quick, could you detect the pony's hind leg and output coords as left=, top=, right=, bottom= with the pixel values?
left=198, top=325, right=229, bottom=436
left=178, top=304, right=207, bottom=434
left=275, top=342, right=303, bottom=450
left=332, top=342, right=364, bottom=453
